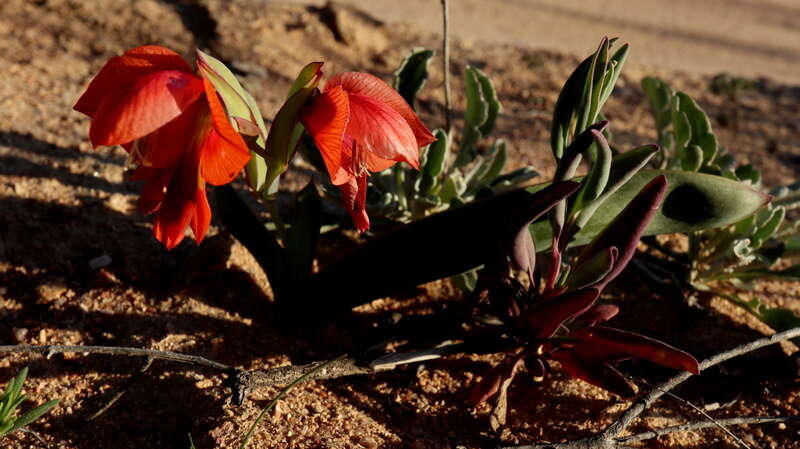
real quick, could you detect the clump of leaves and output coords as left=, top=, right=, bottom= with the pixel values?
left=0, top=367, right=59, bottom=439
left=466, top=137, right=698, bottom=428
left=303, top=39, right=767, bottom=319
left=640, top=77, right=800, bottom=331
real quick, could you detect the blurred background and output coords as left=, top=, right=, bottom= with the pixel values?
left=296, top=0, right=800, bottom=84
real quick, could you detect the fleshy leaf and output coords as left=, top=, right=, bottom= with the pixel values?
left=523, top=288, right=600, bottom=338
left=417, top=129, right=448, bottom=196
left=531, top=169, right=769, bottom=251
left=567, top=247, right=618, bottom=289
left=392, top=47, right=434, bottom=108
left=576, top=175, right=668, bottom=287
left=572, top=326, right=700, bottom=374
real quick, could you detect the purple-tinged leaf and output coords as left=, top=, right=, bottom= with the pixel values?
left=554, top=120, right=609, bottom=182
left=510, top=226, right=536, bottom=281
left=576, top=304, right=619, bottom=325
left=570, top=325, right=700, bottom=374
left=523, top=288, right=600, bottom=338
left=576, top=175, right=668, bottom=288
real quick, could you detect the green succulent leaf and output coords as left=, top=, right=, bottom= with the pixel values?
left=417, top=129, right=449, bottom=196
left=531, top=169, right=769, bottom=250
left=473, top=67, right=502, bottom=136
left=392, top=47, right=434, bottom=108
left=464, top=66, right=489, bottom=130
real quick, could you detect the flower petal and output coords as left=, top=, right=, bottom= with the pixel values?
left=130, top=166, right=170, bottom=214
left=364, top=151, right=396, bottom=172
left=151, top=146, right=204, bottom=249
left=128, top=99, right=205, bottom=169
left=326, top=72, right=436, bottom=147
left=199, top=78, right=251, bottom=185
left=337, top=174, right=370, bottom=231
left=89, top=70, right=204, bottom=148
left=75, top=45, right=193, bottom=118
left=190, top=185, right=211, bottom=244
left=345, top=92, right=419, bottom=169
left=301, top=86, right=351, bottom=184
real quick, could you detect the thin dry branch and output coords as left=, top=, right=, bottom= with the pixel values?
left=617, top=416, right=798, bottom=444
left=0, top=344, right=373, bottom=405
left=440, top=0, right=452, bottom=133
left=499, top=327, right=800, bottom=449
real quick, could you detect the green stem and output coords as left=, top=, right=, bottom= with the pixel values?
left=238, top=356, right=345, bottom=449
left=267, top=199, right=288, bottom=244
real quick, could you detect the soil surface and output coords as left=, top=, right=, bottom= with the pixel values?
left=0, top=1, right=798, bottom=449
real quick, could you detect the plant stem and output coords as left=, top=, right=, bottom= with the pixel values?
left=440, top=0, right=452, bottom=134
left=267, top=199, right=288, bottom=244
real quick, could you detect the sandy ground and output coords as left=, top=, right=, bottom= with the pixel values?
left=293, top=0, right=800, bottom=85
left=0, top=0, right=798, bottom=448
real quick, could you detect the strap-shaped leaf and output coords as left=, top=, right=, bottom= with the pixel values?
left=571, top=130, right=612, bottom=213
left=285, top=182, right=322, bottom=284
left=307, top=182, right=580, bottom=314
left=7, top=399, right=59, bottom=436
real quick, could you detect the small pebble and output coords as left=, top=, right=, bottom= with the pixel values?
left=12, top=327, right=28, bottom=342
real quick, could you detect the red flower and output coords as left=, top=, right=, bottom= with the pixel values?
left=300, top=72, right=436, bottom=231
left=74, top=46, right=250, bottom=249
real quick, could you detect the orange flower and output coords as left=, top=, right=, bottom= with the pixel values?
left=300, top=72, right=436, bottom=230
left=74, top=46, right=250, bottom=249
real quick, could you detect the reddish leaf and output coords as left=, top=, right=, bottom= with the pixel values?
left=576, top=304, right=619, bottom=324
left=523, top=288, right=600, bottom=338
left=570, top=325, right=700, bottom=374
left=576, top=175, right=668, bottom=288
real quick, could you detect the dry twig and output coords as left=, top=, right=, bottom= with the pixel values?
left=0, top=345, right=372, bottom=405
